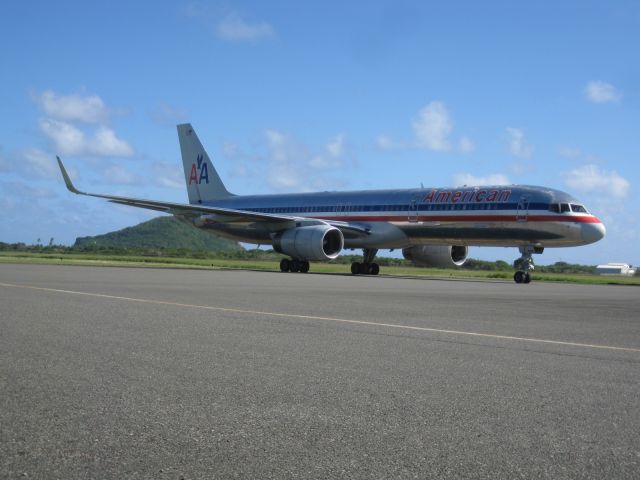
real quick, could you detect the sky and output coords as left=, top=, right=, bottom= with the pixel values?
left=0, top=0, right=638, bottom=266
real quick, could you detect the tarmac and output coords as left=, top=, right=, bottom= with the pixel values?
left=1, top=263, right=639, bottom=478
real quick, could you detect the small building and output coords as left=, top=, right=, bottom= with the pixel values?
left=595, top=263, right=636, bottom=276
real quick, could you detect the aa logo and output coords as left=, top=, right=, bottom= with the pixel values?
left=189, top=154, right=209, bottom=185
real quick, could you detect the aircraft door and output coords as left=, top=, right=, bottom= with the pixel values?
left=516, top=195, right=529, bottom=222
left=408, top=195, right=420, bottom=223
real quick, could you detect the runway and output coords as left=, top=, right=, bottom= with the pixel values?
left=1, top=264, right=639, bottom=478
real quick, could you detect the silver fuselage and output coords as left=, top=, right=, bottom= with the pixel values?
left=190, top=185, right=605, bottom=249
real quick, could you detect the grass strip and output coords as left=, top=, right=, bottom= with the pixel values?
left=1, top=252, right=638, bottom=285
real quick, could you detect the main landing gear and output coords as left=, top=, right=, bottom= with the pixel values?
left=351, top=248, right=380, bottom=275
left=513, top=245, right=542, bottom=284
left=280, top=258, right=310, bottom=273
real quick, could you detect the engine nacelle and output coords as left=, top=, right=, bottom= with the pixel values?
left=402, top=245, right=468, bottom=268
left=273, top=225, right=344, bottom=261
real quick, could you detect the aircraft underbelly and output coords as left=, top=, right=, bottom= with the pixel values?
left=399, top=220, right=580, bottom=247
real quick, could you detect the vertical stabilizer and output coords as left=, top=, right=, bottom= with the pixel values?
left=177, top=123, right=233, bottom=204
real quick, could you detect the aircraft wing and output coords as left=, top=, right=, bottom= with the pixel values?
left=57, top=157, right=369, bottom=235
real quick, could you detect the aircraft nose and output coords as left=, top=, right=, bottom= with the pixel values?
left=582, top=221, right=606, bottom=244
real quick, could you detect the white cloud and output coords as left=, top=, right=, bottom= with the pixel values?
left=32, top=89, right=134, bottom=161
left=558, top=146, right=582, bottom=159
left=39, top=119, right=84, bottom=156
left=229, top=164, right=254, bottom=179
left=152, top=161, right=183, bottom=188
left=563, top=164, right=630, bottom=199
left=308, top=134, right=348, bottom=169
left=37, top=90, right=111, bottom=124
left=506, top=127, right=533, bottom=159
left=39, top=119, right=134, bottom=157
left=452, top=173, right=511, bottom=187
left=412, top=101, right=453, bottom=151
left=22, top=148, right=59, bottom=178
left=375, top=134, right=399, bottom=150
left=269, top=168, right=303, bottom=190
left=264, top=130, right=307, bottom=190
left=91, top=127, right=135, bottom=157
left=221, top=141, right=262, bottom=163
left=265, top=129, right=303, bottom=162
left=377, top=101, right=474, bottom=154
left=584, top=81, right=622, bottom=104
left=326, top=134, right=345, bottom=158
left=262, top=129, right=351, bottom=191
left=216, top=13, right=273, bottom=41
left=103, top=165, right=138, bottom=185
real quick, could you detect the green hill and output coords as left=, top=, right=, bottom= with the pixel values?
left=74, top=216, right=242, bottom=252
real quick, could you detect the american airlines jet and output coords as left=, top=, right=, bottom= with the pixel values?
left=57, top=124, right=605, bottom=284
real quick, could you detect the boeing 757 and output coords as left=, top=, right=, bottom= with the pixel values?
left=57, top=124, right=605, bottom=283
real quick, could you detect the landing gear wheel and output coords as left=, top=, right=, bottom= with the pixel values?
left=352, top=256, right=380, bottom=276
left=300, top=261, right=310, bottom=273
left=353, top=248, right=379, bottom=276
left=280, top=258, right=290, bottom=272
left=513, top=246, right=538, bottom=284
left=290, top=260, right=301, bottom=273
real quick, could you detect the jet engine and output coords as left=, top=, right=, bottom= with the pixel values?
left=402, top=245, right=468, bottom=268
left=273, top=225, right=344, bottom=261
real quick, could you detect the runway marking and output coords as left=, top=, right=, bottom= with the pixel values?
left=2, top=281, right=640, bottom=354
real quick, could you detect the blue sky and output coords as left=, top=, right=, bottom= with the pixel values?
left=1, top=0, right=638, bottom=265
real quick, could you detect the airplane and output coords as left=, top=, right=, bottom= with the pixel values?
left=56, top=123, right=606, bottom=284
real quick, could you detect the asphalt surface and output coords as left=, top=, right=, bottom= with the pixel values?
left=1, top=263, right=639, bottom=479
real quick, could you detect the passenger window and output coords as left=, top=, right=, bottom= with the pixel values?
left=549, top=204, right=560, bottom=213
left=560, top=203, right=570, bottom=213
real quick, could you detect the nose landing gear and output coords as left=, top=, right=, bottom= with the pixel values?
left=513, top=245, right=542, bottom=284
left=514, top=270, right=531, bottom=284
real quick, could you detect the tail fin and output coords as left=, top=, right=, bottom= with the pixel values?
left=177, top=123, right=233, bottom=204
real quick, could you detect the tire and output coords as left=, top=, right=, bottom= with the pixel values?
left=370, top=263, right=380, bottom=275
left=514, top=271, right=524, bottom=283
left=524, top=272, right=531, bottom=284
left=290, top=260, right=301, bottom=273
left=280, top=258, right=290, bottom=272
left=300, top=261, right=310, bottom=273
left=351, top=262, right=360, bottom=275
left=359, top=262, right=370, bottom=275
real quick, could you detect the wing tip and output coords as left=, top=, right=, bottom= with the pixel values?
left=56, top=156, right=81, bottom=194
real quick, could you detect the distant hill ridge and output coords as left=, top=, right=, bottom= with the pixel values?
left=74, top=216, right=242, bottom=252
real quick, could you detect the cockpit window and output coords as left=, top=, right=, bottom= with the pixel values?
left=570, top=204, right=588, bottom=213
left=549, top=203, right=560, bottom=213
left=560, top=203, right=570, bottom=213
